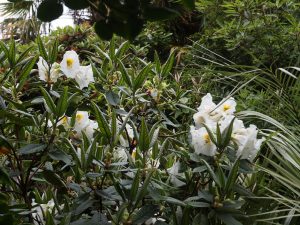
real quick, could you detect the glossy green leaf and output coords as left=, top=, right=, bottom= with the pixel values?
left=138, top=117, right=150, bottom=152
left=133, top=63, right=152, bottom=92
left=132, top=205, right=160, bottom=225
left=8, top=39, right=16, bottom=66
left=56, top=86, right=69, bottom=117
left=17, top=56, right=38, bottom=92
left=43, top=170, right=67, bottom=189
left=40, top=86, right=56, bottom=114
left=49, top=38, right=59, bottom=64
left=225, top=159, right=240, bottom=196
left=92, top=102, right=112, bottom=141
left=36, top=35, right=48, bottom=61
left=117, top=58, right=132, bottom=88
left=161, top=50, right=175, bottom=77
left=106, top=90, right=120, bottom=106
left=19, top=144, right=46, bottom=155
left=201, top=159, right=221, bottom=187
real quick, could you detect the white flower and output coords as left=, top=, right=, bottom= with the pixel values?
left=168, top=161, right=185, bottom=187
left=74, top=111, right=90, bottom=133
left=60, top=50, right=80, bottom=78
left=84, top=120, right=98, bottom=140
left=219, top=115, right=244, bottom=133
left=37, top=57, right=61, bottom=83
left=193, top=93, right=221, bottom=128
left=74, top=65, right=95, bottom=89
left=113, top=147, right=128, bottom=162
left=233, top=124, right=265, bottom=161
left=57, top=116, right=70, bottom=129
left=32, top=199, right=55, bottom=224
left=77, top=147, right=82, bottom=161
left=190, top=126, right=217, bottom=156
left=145, top=218, right=166, bottom=225
left=130, top=149, right=159, bottom=168
left=119, top=124, right=134, bottom=147
left=217, top=97, right=236, bottom=116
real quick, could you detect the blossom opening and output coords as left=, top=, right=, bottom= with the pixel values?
left=203, top=133, right=211, bottom=144
left=66, top=58, right=74, bottom=68
left=76, top=114, right=83, bottom=122
left=223, top=104, right=230, bottom=111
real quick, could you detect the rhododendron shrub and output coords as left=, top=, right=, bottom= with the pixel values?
left=0, top=38, right=269, bottom=225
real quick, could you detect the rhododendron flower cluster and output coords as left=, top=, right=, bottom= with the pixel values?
left=57, top=111, right=98, bottom=140
left=38, top=50, right=94, bottom=89
left=190, top=93, right=264, bottom=161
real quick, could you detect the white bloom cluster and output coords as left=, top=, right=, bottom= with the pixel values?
left=58, top=111, right=98, bottom=140
left=190, top=93, right=264, bottom=161
left=38, top=50, right=94, bottom=89
left=31, top=199, right=55, bottom=224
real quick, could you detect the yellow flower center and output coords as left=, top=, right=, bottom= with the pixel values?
left=131, top=150, right=136, bottom=159
left=76, top=114, right=83, bottom=122
left=223, top=104, right=230, bottom=111
left=66, top=58, right=74, bottom=68
left=62, top=116, right=68, bottom=125
left=203, top=133, right=211, bottom=144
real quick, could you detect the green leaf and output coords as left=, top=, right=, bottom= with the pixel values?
left=181, top=0, right=195, bottom=9
left=163, top=196, right=186, bottom=206
left=17, top=56, right=38, bottom=92
left=49, top=38, right=59, bottom=64
left=117, top=59, right=132, bottom=88
left=144, top=6, right=180, bottom=21
left=135, top=170, right=153, bottom=207
left=0, top=41, right=9, bottom=61
left=43, top=170, right=67, bottom=189
left=132, top=205, right=160, bottom=225
left=74, top=197, right=94, bottom=215
left=36, top=35, right=48, bottom=61
left=64, top=0, right=89, bottom=10
left=161, top=50, right=175, bottom=77
left=201, top=123, right=217, bottom=146
left=16, top=46, right=34, bottom=65
left=138, top=117, right=150, bottom=152
left=154, top=51, right=161, bottom=74
left=56, top=86, right=69, bottom=117
left=130, top=170, right=140, bottom=203
left=37, top=0, right=63, bottom=22
left=8, top=39, right=16, bottom=66
left=149, top=127, right=160, bottom=148
left=133, top=63, right=152, bottom=92
left=48, top=149, right=72, bottom=165
left=216, top=213, right=242, bottom=225
left=115, top=41, right=130, bottom=58
left=92, top=102, right=112, bottom=141
left=106, top=90, right=120, bottom=106
left=225, top=159, right=240, bottom=197
left=19, top=144, right=46, bottom=155
left=0, top=167, right=11, bottom=185
left=45, top=210, right=55, bottom=225
left=201, top=159, right=221, bottom=187
left=40, top=86, right=56, bottom=114
left=221, top=117, right=235, bottom=148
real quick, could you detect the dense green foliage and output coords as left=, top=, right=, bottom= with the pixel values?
left=0, top=1, right=299, bottom=225
left=193, top=0, right=300, bottom=67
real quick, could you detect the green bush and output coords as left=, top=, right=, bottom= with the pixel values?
left=193, top=0, right=300, bottom=67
